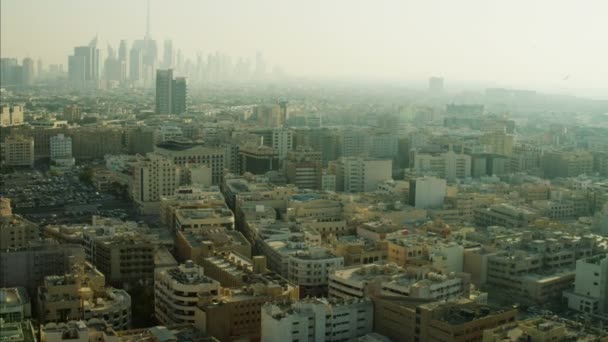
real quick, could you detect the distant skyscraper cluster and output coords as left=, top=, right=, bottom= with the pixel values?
left=1, top=57, right=36, bottom=87
left=68, top=37, right=100, bottom=86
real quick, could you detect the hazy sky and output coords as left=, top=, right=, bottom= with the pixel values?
left=2, top=0, right=607, bottom=97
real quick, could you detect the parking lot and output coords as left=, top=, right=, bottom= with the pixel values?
left=0, top=169, right=135, bottom=224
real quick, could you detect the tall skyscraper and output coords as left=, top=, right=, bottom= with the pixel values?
left=36, top=59, right=43, bottom=78
left=129, top=48, right=143, bottom=82
left=163, top=40, right=174, bottom=69
left=119, top=40, right=128, bottom=63
left=0, top=58, right=19, bottom=86
left=68, top=39, right=99, bottom=86
left=88, top=36, right=100, bottom=81
left=172, top=77, right=187, bottom=114
left=156, top=69, right=173, bottom=114
left=155, top=69, right=187, bottom=114
left=68, top=53, right=86, bottom=84
left=21, top=58, right=34, bottom=86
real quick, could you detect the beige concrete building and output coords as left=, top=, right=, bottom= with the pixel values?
left=194, top=279, right=299, bottom=342
left=175, top=227, right=251, bottom=263
left=474, top=203, right=538, bottom=228
left=131, top=153, right=179, bottom=214
left=38, top=263, right=131, bottom=329
left=174, top=207, right=235, bottom=232
left=155, top=142, right=225, bottom=185
left=329, top=263, right=469, bottom=301
left=373, top=297, right=517, bottom=342
left=154, top=261, right=220, bottom=326
left=41, top=320, right=119, bottom=342
left=0, top=198, right=38, bottom=249
left=0, top=105, right=24, bottom=127
left=89, top=235, right=156, bottom=286
left=1, top=135, right=34, bottom=167
left=335, top=157, right=392, bottom=192
left=412, top=150, right=471, bottom=181
left=542, top=150, right=593, bottom=179
left=482, top=317, right=608, bottom=342
left=160, top=186, right=230, bottom=231
left=285, top=146, right=322, bottom=190
left=332, top=236, right=388, bottom=266
left=480, top=131, right=514, bottom=156
left=71, top=127, right=125, bottom=160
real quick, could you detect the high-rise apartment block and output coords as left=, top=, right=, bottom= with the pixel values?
left=541, top=150, right=593, bottom=178
left=335, top=157, right=392, bottom=192
left=412, top=150, right=471, bottom=181
left=0, top=105, right=24, bottom=127
left=1, top=135, right=34, bottom=167
left=408, top=176, right=447, bottom=209
left=155, top=69, right=187, bottom=114
left=50, top=134, right=75, bottom=168
left=564, top=254, right=608, bottom=315
left=63, top=104, right=81, bottom=122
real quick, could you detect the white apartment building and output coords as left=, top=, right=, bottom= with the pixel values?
left=272, top=128, right=293, bottom=161
left=288, top=247, right=344, bottom=292
left=408, top=176, right=446, bottom=209
left=154, top=261, right=220, bottom=325
left=261, top=297, right=373, bottom=342
left=337, top=157, right=392, bottom=193
left=412, top=150, right=471, bottom=181
left=50, top=134, right=75, bottom=167
left=564, top=254, right=608, bottom=315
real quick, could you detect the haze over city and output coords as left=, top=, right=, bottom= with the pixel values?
left=2, top=1, right=608, bottom=342
left=2, top=0, right=607, bottom=98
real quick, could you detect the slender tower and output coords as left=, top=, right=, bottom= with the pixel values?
left=145, top=0, right=151, bottom=40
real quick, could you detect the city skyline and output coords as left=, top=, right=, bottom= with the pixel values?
left=2, top=0, right=607, bottom=98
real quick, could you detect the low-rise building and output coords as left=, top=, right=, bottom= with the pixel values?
left=373, top=297, right=517, bottom=342
left=0, top=198, right=39, bottom=250
left=261, top=297, right=373, bottom=342
left=288, top=247, right=344, bottom=297
left=154, top=261, right=220, bottom=326
left=194, top=280, right=299, bottom=342
left=329, top=263, right=469, bottom=301
left=474, top=203, right=538, bottom=228
left=0, top=287, right=31, bottom=323
left=482, top=316, right=608, bottom=341
left=38, top=263, right=131, bottom=330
